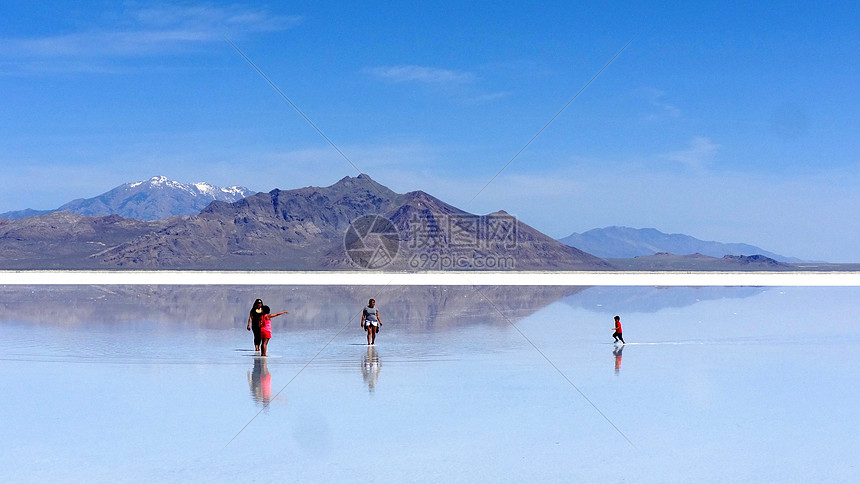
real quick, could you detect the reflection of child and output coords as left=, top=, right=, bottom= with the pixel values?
left=260, top=371, right=271, bottom=402
left=612, top=315, right=625, bottom=345
left=248, top=357, right=272, bottom=406
left=613, top=345, right=623, bottom=374
left=260, top=305, right=288, bottom=357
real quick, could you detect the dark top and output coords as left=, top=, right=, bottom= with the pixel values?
left=250, top=308, right=264, bottom=328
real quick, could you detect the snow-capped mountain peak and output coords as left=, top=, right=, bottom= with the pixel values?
left=129, top=175, right=175, bottom=188
left=1, top=176, right=257, bottom=221
left=38, top=176, right=256, bottom=221
left=192, top=182, right=217, bottom=194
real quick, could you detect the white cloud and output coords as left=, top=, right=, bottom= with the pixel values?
left=637, top=87, right=681, bottom=120
left=461, top=91, right=512, bottom=105
left=368, top=65, right=476, bottom=85
left=661, top=136, right=720, bottom=169
left=0, top=4, right=301, bottom=65
left=131, top=4, right=302, bottom=33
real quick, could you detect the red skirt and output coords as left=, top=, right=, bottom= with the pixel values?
left=261, top=328, right=272, bottom=339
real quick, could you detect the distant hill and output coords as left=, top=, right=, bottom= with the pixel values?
left=559, top=226, right=802, bottom=262
left=606, top=252, right=794, bottom=271
left=0, top=212, right=171, bottom=269
left=0, top=176, right=256, bottom=221
left=0, top=208, right=54, bottom=219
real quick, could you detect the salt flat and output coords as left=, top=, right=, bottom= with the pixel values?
left=1, top=285, right=857, bottom=482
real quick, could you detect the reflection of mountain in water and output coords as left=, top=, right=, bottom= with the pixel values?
left=562, top=286, right=768, bottom=314
left=0, top=285, right=586, bottom=331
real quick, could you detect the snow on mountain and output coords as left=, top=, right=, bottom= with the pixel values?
left=191, top=181, right=249, bottom=199
left=0, top=176, right=257, bottom=221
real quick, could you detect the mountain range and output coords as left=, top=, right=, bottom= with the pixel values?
left=0, top=175, right=811, bottom=270
left=0, top=176, right=255, bottom=221
left=0, top=175, right=610, bottom=270
left=559, top=226, right=801, bottom=262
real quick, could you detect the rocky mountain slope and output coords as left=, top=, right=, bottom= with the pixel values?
left=0, top=212, right=172, bottom=269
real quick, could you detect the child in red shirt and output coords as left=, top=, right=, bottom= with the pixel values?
left=612, top=315, right=625, bottom=345
left=260, top=305, right=289, bottom=357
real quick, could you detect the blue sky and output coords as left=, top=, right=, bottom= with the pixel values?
left=1, top=1, right=857, bottom=261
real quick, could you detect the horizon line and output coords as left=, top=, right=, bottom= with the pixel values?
left=3, top=270, right=859, bottom=286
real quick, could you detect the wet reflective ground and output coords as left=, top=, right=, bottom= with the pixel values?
left=1, top=286, right=858, bottom=482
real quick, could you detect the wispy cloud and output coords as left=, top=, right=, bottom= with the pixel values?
left=662, top=136, right=719, bottom=169
left=0, top=4, right=301, bottom=71
left=131, top=4, right=300, bottom=32
left=368, top=65, right=476, bottom=85
left=637, top=87, right=681, bottom=120
left=461, top=91, right=512, bottom=104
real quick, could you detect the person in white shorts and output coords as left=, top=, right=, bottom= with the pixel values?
left=361, top=298, right=383, bottom=345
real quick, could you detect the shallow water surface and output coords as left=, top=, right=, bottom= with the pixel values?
left=1, top=285, right=857, bottom=482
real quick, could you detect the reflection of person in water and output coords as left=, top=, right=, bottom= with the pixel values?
left=613, top=345, right=624, bottom=375
left=612, top=315, right=625, bottom=345
left=361, top=345, right=382, bottom=392
left=361, top=299, right=382, bottom=345
left=248, top=357, right=272, bottom=406
left=247, top=299, right=264, bottom=352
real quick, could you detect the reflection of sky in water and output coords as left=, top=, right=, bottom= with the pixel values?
left=1, top=286, right=858, bottom=482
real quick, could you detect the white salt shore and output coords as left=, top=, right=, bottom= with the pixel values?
left=2, top=270, right=860, bottom=286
